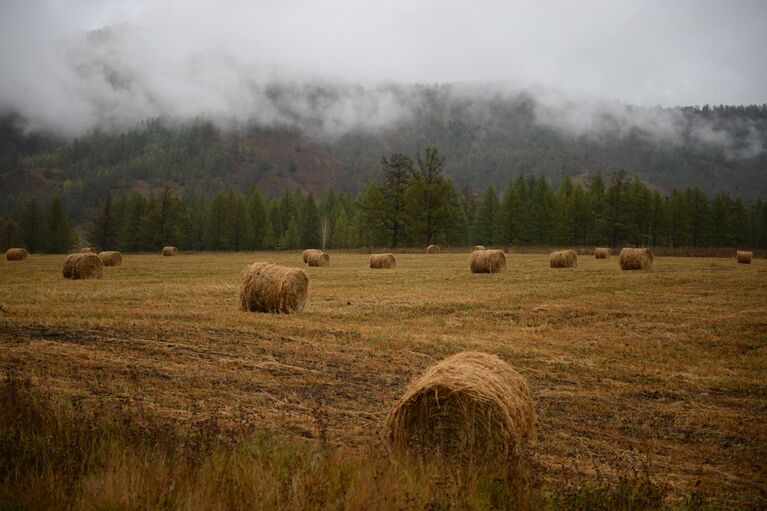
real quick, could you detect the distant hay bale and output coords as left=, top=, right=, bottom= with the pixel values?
left=306, top=250, right=330, bottom=267
left=594, top=247, right=610, bottom=259
left=98, top=251, right=123, bottom=266
left=736, top=250, right=753, bottom=264
left=63, top=253, right=103, bottom=280
left=549, top=249, right=577, bottom=268
left=426, top=244, right=440, bottom=254
left=79, top=247, right=96, bottom=253
left=303, top=248, right=323, bottom=263
left=471, top=245, right=486, bottom=251
left=239, top=262, right=308, bottom=313
left=619, top=247, right=654, bottom=270
left=162, top=246, right=179, bottom=256
left=384, top=351, right=535, bottom=463
left=6, top=248, right=28, bottom=260
left=370, top=253, right=396, bottom=269
left=470, top=249, right=506, bottom=273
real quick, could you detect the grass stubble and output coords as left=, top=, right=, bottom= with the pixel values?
left=0, top=252, right=765, bottom=509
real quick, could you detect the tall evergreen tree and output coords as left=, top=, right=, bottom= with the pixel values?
left=299, top=193, right=321, bottom=248
left=46, top=195, right=75, bottom=253
left=247, top=188, right=267, bottom=249
left=18, top=198, right=45, bottom=253
left=472, top=186, right=501, bottom=245
left=86, top=193, right=119, bottom=250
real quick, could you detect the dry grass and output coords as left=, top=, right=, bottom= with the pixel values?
left=239, top=262, right=309, bottom=313
left=736, top=250, right=753, bottom=264
left=620, top=248, right=655, bottom=270
left=1, top=251, right=766, bottom=508
left=62, top=253, right=102, bottom=280
left=426, top=245, right=440, bottom=254
left=595, top=247, right=610, bottom=259
left=98, top=251, right=123, bottom=267
left=6, top=248, right=28, bottom=261
left=470, top=249, right=507, bottom=273
left=385, top=351, right=535, bottom=465
left=370, top=253, right=396, bottom=269
left=162, top=246, right=179, bottom=256
left=549, top=250, right=577, bottom=268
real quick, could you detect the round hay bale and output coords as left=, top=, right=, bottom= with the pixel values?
left=306, top=250, right=330, bottom=267
left=239, top=262, right=308, bottom=314
left=63, top=253, right=103, bottom=280
left=426, top=244, right=440, bottom=254
left=98, top=251, right=123, bottom=267
left=736, top=250, right=753, bottom=264
left=370, top=253, right=396, bottom=269
left=594, top=247, right=610, bottom=259
left=549, top=249, right=577, bottom=268
left=162, top=246, right=179, bottom=257
left=471, top=245, right=486, bottom=251
left=385, top=351, right=535, bottom=463
left=303, top=248, right=323, bottom=264
left=619, top=247, right=654, bottom=270
left=6, top=248, right=28, bottom=260
left=470, top=249, right=506, bottom=273
left=79, top=247, right=96, bottom=253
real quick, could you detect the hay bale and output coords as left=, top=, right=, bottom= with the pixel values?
left=63, top=253, right=103, bottom=280
left=79, top=247, right=96, bottom=253
left=385, top=351, right=535, bottom=463
left=549, top=249, right=577, bottom=268
left=306, top=250, right=330, bottom=267
left=426, top=244, right=440, bottom=254
left=239, top=262, right=308, bottom=313
left=98, top=251, right=123, bottom=267
left=370, top=253, right=396, bottom=269
left=471, top=245, right=486, bottom=251
left=594, top=247, right=610, bottom=259
left=162, top=246, right=179, bottom=256
left=470, top=249, right=506, bottom=273
left=303, top=248, right=323, bottom=263
left=736, top=250, right=753, bottom=264
left=6, top=248, right=28, bottom=260
left=619, top=247, right=654, bottom=270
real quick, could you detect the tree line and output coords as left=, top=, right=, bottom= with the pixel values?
left=2, top=147, right=766, bottom=253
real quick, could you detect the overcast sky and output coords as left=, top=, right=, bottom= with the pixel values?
left=1, top=0, right=765, bottom=134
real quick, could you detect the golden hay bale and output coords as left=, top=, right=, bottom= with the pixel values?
left=239, top=262, right=308, bottom=313
left=6, top=248, right=28, bottom=260
left=306, top=250, right=330, bottom=267
left=385, top=351, right=535, bottom=463
left=162, top=246, right=179, bottom=256
left=619, top=247, right=654, bottom=270
left=370, top=253, right=396, bottom=269
left=471, top=245, right=486, bottom=251
left=63, top=253, right=103, bottom=280
left=79, top=247, right=96, bottom=253
left=98, top=251, right=123, bottom=267
left=736, top=250, right=753, bottom=264
left=470, top=249, right=506, bottom=273
left=426, top=244, right=440, bottom=254
left=594, top=247, right=610, bottom=259
left=549, top=249, right=577, bottom=268
left=303, top=248, right=323, bottom=263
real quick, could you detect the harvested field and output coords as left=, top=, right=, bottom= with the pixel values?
left=0, top=252, right=765, bottom=508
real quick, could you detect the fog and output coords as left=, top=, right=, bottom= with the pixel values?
left=0, top=0, right=765, bottom=155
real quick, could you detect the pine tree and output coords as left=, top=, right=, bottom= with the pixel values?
left=404, top=146, right=452, bottom=245
left=46, top=195, right=75, bottom=253
left=18, top=198, right=45, bottom=253
left=279, top=216, right=300, bottom=249
left=299, top=193, right=321, bottom=248
left=204, top=192, right=229, bottom=250
left=86, top=193, right=119, bottom=250
left=379, top=153, right=413, bottom=247
left=499, top=181, right=523, bottom=245
left=119, top=192, right=147, bottom=252
left=330, top=203, right=351, bottom=248
left=247, top=188, right=267, bottom=249
left=228, top=191, right=252, bottom=251
left=472, top=186, right=501, bottom=245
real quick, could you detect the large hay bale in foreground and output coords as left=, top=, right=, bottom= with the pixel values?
left=239, top=262, right=309, bottom=313
left=471, top=245, right=486, bottom=251
left=63, top=253, right=103, bottom=280
left=162, top=246, right=179, bottom=257
left=306, top=250, right=330, bottom=267
left=549, top=249, right=577, bottom=268
left=619, top=247, right=654, bottom=270
left=302, top=248, right=322, bottom=263
left=426, top=244, right=440, bottom=254
left=385, top=351, right=535, bottom=463
left=470, top=249, right=506, bottom=273
left=79, top=247, right=96, bottom=253
left=98, top=251, right=123, bottom=267
left=370, top=253, right=396, bottom=269
left=594, top=247, right=610, bottom=259
left=736, top=250, right=753, bottom=264
left=6, top=248, right=28, bottom=260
